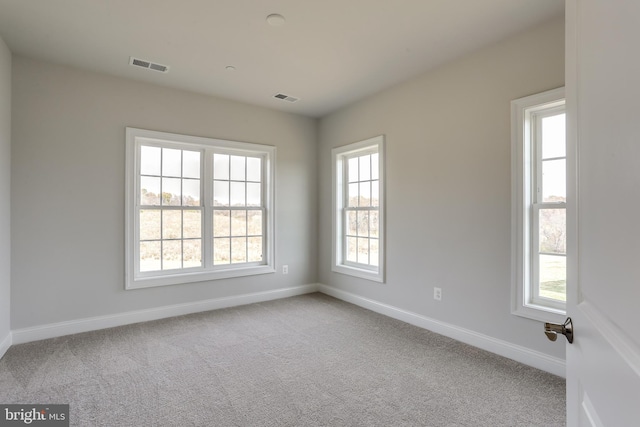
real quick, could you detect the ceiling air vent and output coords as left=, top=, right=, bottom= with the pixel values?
left=129, top=57, right=169, bottom=73
left=274, top=93, right=299, bottom=103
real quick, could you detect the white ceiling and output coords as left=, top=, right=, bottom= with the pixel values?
left=0, top=0, right=564, bottom=118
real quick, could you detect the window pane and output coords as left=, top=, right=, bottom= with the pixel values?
left=371, top=181, right=379, bottom=207
left=140, top=176, right=160, bottom=205
left=370, top=238, right=379, bottom=267
left=347, top=211, right=357, bottom=236
left=539, top=208, right=566, bottom=254
left=140, top=146, right=161, bottom=176
left=539, top=254, right=566, bottom=302
left=359, top=155, right=371, bottom=181
left=346, top=237, right=357, bottom=262
left=231, top=210, right=247, bottom=236
left=359, top=181, right=371, bottom=207
left=213, top=210, right=230, bottom=237
left=542, top=159, right=566, bottom=202
left=162, top=240, right=182, bottom=270
left=183, top=210, right=201, bottom=239
left=247, top=157, right=261, bottom=182
left=182, top=179, right=200, bottom=206
left=230, top=182, right=245, bottom=206
left=140, top=241, right=161, bottom=272
left=182, top=150, right=200, bottom=179
left=248, top=237, right=262, bottom=262
left=162, top=148, right=182, bottom=177
left=247, top=183, right=261, bottom=207
left=213, top=238, right=230, bottom=265
left=348, top=183, right=358, bottom=207
left=348, top=157, right=358, bottom=182
left=213, top=154, right=229, bottom=180
left=371, top=153, right=379, bottom=180
left=357, top=211, right=369, bottom=237
left=231, top=237, right=247, bottom=263
left=183, top=239, right=202, bottom=268
left=542, top=114, right=566, bottom=159
left=370, top=211, right=379, bottom=238
left=357, top=238, right=369, bottom=264
left=230, top=155, right=245, bottom=181
left=140, top=210, right=161, bottom=240
left=162, top=178, right=181, bottom=206
left=247, top=211, right=262, bottom=236
left=213, top=181, right=229, bottom=206
left=162, top=210, right=182, bottom=239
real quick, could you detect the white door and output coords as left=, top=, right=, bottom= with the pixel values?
left=565, top=0, right=640, bottom=425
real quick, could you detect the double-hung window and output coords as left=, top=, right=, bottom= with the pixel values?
left=125, top=128, right=275, bottom=289
left=511, top=88, right=567, bottom=322
left=332, top=136, right=385, bottom=282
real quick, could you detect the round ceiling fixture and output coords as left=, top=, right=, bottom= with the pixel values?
left=225, top=65, right=236, bottom=71
left=266, top=13, right=286, bottom=27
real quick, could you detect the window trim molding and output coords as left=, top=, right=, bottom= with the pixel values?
left=511, top=88, right=566, bottom=323
left=331, top=135, right=385, bottom=283
left=125, top=127, right=276, bottom=290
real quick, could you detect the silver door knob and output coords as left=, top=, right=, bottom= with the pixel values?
left=544, top=317, right=573, bottom=343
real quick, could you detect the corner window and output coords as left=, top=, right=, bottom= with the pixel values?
left=332, top=136, right=385, bottom=282
left=511, top=88, right=567, bottom=322
left=125, top=128, right=275, bottom=289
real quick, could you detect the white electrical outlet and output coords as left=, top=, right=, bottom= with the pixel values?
left=434, top=287, right=442, bottom=301
left=282, top=265, right=289, bottom=274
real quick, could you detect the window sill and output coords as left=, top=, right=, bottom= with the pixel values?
left=512, top=302, right=566, bottom=324
left=332, top=264, right=384, bottom=283
left=126, top=265, right=276, bottom=290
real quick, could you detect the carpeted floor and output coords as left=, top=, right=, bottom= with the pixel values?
left=0, top=293, right=565, bottom=426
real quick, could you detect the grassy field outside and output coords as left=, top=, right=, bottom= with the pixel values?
left=539, top=255, right=566, bottom=301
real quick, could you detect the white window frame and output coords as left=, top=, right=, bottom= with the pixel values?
left=125, top=128, right=276, bottom=289
left=332, top=135, right=385, bottom=282
left=511, top=88, right=567, bottom=323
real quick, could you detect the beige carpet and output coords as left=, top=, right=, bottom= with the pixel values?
left=0, top=293, right=565, bottom=426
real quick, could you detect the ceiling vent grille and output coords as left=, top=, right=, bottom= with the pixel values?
left=129, top=57, right=169, bottom=73
left=274, top=93, right=299, bottom=103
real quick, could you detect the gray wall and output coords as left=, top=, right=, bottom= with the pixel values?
left=11, top=57, right=317, bottom=329
left=0, top=37, right=11, bottom=344
left=318, top=18, right=566, bottom=359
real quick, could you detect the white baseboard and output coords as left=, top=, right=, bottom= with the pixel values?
left=318, top=283, right=566, bottom=378
left=0, top=332, right=11, bottom=359
left=8, top=283, right=565, bottom=377
left=12, top=284, right=319, bottom=345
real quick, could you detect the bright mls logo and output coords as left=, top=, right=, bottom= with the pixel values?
left=0, top=405, right=69, bottom=426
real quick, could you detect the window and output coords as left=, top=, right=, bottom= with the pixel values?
left=125, top=128, right=275, bottom=289
left=511, top=88, right=567, bottom=322
left=332, top=136, right=385, bottom=282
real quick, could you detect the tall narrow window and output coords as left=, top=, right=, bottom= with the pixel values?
left=534, top=111, right=566, bottom=306
left=332, top=136, right=385, bottom=282
left=126, top=128, right=275, bottom=289
left=512, top=88, right=567, bottom=322
left=138, top=146, right=203, bottom=273
left=212, top=153, right=264, bottom=265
